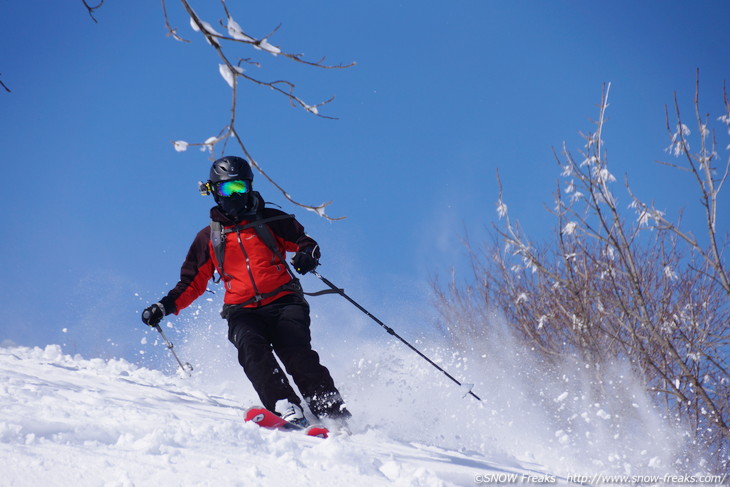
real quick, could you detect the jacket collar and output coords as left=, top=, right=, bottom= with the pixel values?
left=210, top=191, right=264, bottom=225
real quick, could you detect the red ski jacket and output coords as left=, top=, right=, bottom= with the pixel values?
left=159, top=198, right=319, bottom=315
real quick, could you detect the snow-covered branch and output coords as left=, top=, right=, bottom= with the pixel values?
left=644, top=73, right=730, bottom=295
left=163, top=0, right=355, bottom=220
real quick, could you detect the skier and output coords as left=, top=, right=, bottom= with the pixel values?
left=141, top=155, right=351, bottom=428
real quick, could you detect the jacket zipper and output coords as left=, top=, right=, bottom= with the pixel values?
left=236, top=230, right=262, bottom=303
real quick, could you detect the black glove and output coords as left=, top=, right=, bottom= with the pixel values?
left=141, top=303, right=165, bottom=327
left=291, top=249, right=319, bottom=275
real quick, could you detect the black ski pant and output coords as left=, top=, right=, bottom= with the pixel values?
left=225, top=293, right=349, bottom=419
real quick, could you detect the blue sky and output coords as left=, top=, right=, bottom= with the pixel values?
left=1, top=1, right=728, bottom=364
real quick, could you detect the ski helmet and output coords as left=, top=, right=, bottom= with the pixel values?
left=209, top=156, right=254, bottom=184
left=208, top=156, right=256, bottom=221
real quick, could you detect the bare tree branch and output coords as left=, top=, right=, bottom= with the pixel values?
left=168, top=0, right=355, bottom=220
left=435, top=82, right=730, bottom=471
left=0, top=75, right=10, bottom=93
left=81, top=0, right=104, bottom=23
left=217, top=0, right=355, bottom=70
left=161, top=0, right=190, bottom=42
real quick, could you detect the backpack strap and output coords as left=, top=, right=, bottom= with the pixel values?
left=247, top=214, right=299, bottom=280
left=210, top=212, right=342, bottom=303
left=245, top=217, right=342, bottom=298
left=209, top=221, right=227, bottom=283
left=210, top=214, right=295, bottom=282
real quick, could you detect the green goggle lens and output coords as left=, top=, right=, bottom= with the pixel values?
left=216, top=180, right=250, bottom=197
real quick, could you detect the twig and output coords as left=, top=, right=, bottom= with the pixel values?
left=0, top=75, right=10, bottom=93
left=162, top=0, right=190, bottom=42
left=655, top=159, right=691, bottom=172
left=217, top=0, right=355, bottom=70
left=81, top=0, right=104, bottom=23
left=171, top=0, right=352, bottom=219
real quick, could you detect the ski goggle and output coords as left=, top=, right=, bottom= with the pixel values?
left=198, top=180, right=250, bottom=197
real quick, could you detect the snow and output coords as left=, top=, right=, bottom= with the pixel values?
left=189, top=17, right=221, bottom=38
left=303, top=104, right=319, bottom=115
left=496, top=200, right=508, bottom=219
left=667, top=123, right=691, bottom=156
left=226, top=17, right=254, bottom=43
left=189, top=16, right=200, bottom=32
left=0, top=305, right=717, bottom=486
left=218, top=64, right=236, bottom=88
left=596, top=409, right=611, bottom=421
left=663, top=265, right=678, bottom=281
left=218, top=64, right=244, bottom=88
left=255, top=38, right=281, bottom=56
left=188, top=16, right=221, bottom=48
left=561, top=221, right=577, bottom=236
left=1, top=344, right=569, bottom=486
left=554, top=392, right=569, bottom=403
left=306, top=204, right=330, bottom=218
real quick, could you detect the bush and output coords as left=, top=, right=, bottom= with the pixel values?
left=434, top=81, right=730, bottom=472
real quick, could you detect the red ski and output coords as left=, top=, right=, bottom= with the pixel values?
left=244, top=406, right=329, bottom=439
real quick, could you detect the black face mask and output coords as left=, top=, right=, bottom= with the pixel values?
left=218, top=193, right=254, bottom=221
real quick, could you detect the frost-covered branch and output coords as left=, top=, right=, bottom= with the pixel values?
left=165, top=0, right=354, bottom=220
left=218, top=1, right=355, bottom=70
left=630, top=74, right=730, bottom=295
left=179, top=0, right=345, bottom=118
left=437, top=82, right=730, bottom=469
left=171, top=0, right=353, bottom=88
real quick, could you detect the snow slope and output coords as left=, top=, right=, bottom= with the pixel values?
left=0, top=344, right=569, bottom=487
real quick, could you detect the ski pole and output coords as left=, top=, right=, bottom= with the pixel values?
left=311, top=270, right=481, bottom=402
left=153, top=324, right=193, bottom=375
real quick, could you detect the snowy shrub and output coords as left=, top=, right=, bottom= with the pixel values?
left=434, top=82, right=730, bottom=473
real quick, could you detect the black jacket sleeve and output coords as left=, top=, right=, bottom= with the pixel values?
left=158, top=226, right=215, bottom=315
